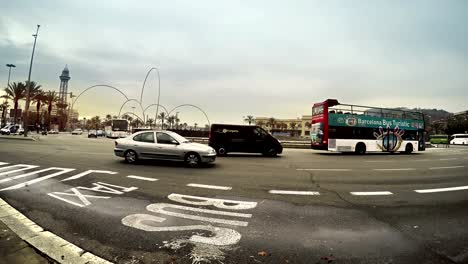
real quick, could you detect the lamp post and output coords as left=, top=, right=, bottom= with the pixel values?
left=5, top=64, right=16, bottom=88
left=24, top=24, right=41, bottom=137
left=131, top=106, right=136, bottom=128
left=66, top=93, right=76, bottom=130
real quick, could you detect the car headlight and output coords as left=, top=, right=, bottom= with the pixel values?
left=209, top=148, right=216, bottom=154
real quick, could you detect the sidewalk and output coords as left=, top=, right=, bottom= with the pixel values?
left=0, top=220, right=53, bottom=264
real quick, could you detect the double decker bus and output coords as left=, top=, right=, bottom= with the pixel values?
left=311, top=99, right=425, bottom=154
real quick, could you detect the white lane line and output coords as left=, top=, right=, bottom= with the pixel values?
left=350, top=191, right=393, bottom=196
left=0, top=168, right=76, bottom=191
left=0, top=162, right=9, bottom=166
left=373, top=168, right=416, bottom=171
left=415, top=186, right=468, bottom=193
left=269, top=190, right=320, bottom=195
left=126, top=175, right=159, bottom=182
left=364, top=160, right=395, bottom=163
left=429, top=166, right=464, bottom=170
left=439, top=158, right=457, bottom=161
left=187, top=183, right=232, bottom=190
left=296, top=169, right=352, bottom=171
left=413, top=159, right=429, bottom=162
left=0, top=164, right=39, bottom=177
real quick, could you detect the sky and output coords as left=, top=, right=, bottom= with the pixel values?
left=1, top=0, right=467, bottom=125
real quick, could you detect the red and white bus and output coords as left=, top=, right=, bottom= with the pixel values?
left=311, top=99, right=426, bottom=154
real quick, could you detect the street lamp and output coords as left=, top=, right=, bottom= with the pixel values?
left=131, top=106, right=136, bottom=128
left=24, top=24, right=41, bottom=137
left=5, top=64, right=16, bottom=88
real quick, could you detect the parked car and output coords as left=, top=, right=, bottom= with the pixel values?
left=18, top=127, right=24, bottom=135
left=48, top=130, right=59, bottom=134
left=96, top=130, right=105, bottom=137
left=208, top=124, right=283, bottom=156
left=450, top=134, right=468, bottom=145
left=114, top=130, right=217, bottom=167
left=0, top=124, right=21, bottom=135
left=71, top=128, right=83, bottom=135
left=88, top=130, right=97, bottom=138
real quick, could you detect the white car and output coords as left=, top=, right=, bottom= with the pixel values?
left=450, top=134, right=468, bottom=145
left=114, top=130, right=217, bottom=167
left=71, top=129, right=83, bottom=135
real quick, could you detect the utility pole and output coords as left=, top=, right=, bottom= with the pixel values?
left=24, top=25, right=41, bottom=137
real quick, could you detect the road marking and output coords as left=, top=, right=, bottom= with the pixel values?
left=364, top=160, right=395, bottom=163
left=147, top=203, right=251, bottom=226
left=429, top=166, right=464, bottom=170
left=350, top=191, right=393, bottom=196
left=268, top=190, right=320, bottom=195
left=0, top=162, right=8, bottom=166
left=48, top=189, right=111, bottom=207
left=413, top=159, right=429, bottom=162
left=0, top=167, right=76, bottom=191
left=62, top=170, right=118, bottom=181
left=373, top=168, right=416, bottom=171
left=296, top=169, right=351, bottom=172
left=439, top=158, right=457, bottom=161
left=415, top=186, right=468, bottom=193
left=127, top=175, right=159, bottom=182
left=168, top=193, right=257, bottom=210
left=0, top=164, right=39, bottom=178
left=122, top=214, right=242, bottom=246
left=187, top=183, right=232, bottom=190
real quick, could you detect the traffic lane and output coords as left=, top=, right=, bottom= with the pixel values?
left=0, top=181, right=455, bottom=264
left=370, top=201, right=468, bottom=263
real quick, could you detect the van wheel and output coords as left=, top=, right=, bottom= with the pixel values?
left=263, top=147, right=278, bottom=157
left=405, top=143, right=413, bottom=154
left=355, top=143, right=366, bottom=155
left=217, top=147, right=227, bottom=156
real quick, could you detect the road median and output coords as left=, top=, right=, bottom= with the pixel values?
left=0, top=135, right=38, bottom=141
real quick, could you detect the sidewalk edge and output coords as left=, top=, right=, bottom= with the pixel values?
left=0, top=198, right=112, bottom=264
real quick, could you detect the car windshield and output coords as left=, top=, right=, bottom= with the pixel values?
left=167, top=131, right=190, bottom=143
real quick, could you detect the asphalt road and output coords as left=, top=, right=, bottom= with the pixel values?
left=0, top=134, right=467, bottom=264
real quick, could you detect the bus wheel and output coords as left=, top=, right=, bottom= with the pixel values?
left=405, top=143, right=413, bottom=154
left=355, top=143, right=366, bottom=155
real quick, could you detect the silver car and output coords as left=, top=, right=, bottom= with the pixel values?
left=114, top=130, right=217, bottom=167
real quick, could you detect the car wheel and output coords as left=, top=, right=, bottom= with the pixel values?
left=124, top=150, right=138, bottom=164
left=217, top=147, right=227, bottom=156
left=405, top=143, right=413, bottom=154
left=185, top=152, right=201, bottom=167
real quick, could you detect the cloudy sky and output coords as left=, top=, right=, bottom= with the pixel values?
left=1, top=0, right=467, bottom=125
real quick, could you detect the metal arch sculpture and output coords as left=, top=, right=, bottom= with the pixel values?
left=118, top=99, right=145, bottom=119
left=71, top=84, right=129, bottom=110
left=139, top=67, right=161, bottom=124
left=143, top=103, right=169, bottom=119
left=168, top=104, right=211, bottom=127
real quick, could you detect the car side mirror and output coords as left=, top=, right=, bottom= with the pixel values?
left=171, top=140, right=179, bottom=145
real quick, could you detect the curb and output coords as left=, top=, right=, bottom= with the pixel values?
left=0, top=198, right=112, bottom=264
left=0, top=136, right=37, bottom=141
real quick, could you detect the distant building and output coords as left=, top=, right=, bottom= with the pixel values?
left=255, top=115, right=312, bottom=137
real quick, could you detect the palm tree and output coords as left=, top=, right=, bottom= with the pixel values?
left=183, top=122, right=188, bottom=130
left=90, top=116, right=101, bottom=130
left=257, top=120, right=265, bottom=127
left=33, top=90, right=45, bottom=127
left=194, top=123, right=198, bottom=130
left=1, top=100, right=10, bottom=127
left=244, top=115, right=255, bottom=125
left=3, top=82, right=27, bottom=124
left=44, top=91, right=59, bottom=129
left=158, top=112, right=166, bottom=129
left=167, top=115, right=176, bottom=129
left=290, top=122, right=297, bottom=130
left=146, top=118, right=155, bottom=127
left=267, top=117, right=276, bottom=129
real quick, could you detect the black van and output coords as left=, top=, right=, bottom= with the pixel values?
left=209, top=124, right=283, bottom=156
